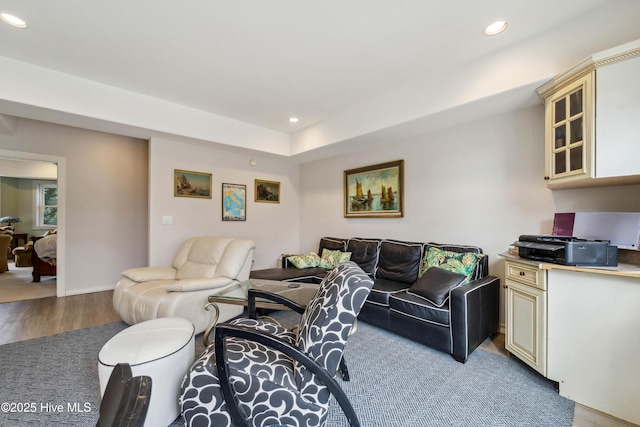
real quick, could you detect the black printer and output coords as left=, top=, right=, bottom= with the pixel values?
left=514, top=235, right=618, bottom=266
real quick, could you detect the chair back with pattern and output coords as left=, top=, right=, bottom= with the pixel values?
left=294, top=261, right=373, bottom=404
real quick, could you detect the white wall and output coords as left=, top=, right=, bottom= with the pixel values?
left=3, top=106, right=638, bottom=319
left=298, top=104, right=640, bottom=326
left=299, top=105, right=554, bottom=262
left=0, top=119, right=148, bottom=295
left=148, top=138, right=300, bottom=270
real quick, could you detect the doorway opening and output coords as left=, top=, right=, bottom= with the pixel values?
left=0, top=150, right=65, bottom=301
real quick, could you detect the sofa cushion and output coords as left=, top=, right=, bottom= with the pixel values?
left=425, top=243, right=483, bottom=254
left=425, top=243, right=486, bottom=280
left=318, top=237, right=348, bottom=253
left=389, top=291, right=451, bottom=327
left=421, top=246, right=483, bottom=281
left=376, top=240, right=423, bottom=283
left=319, top=249, right=352, bottom=269
left=287, top=252, right=321, bottom=269
left=407, top=266, right=466, bottom=307
left=367, top=278, right=411, bottom=306
left=346, top=238, right=381, bottom=276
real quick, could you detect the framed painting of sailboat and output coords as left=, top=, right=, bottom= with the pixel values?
left=344, top=160, right=404, bottom=218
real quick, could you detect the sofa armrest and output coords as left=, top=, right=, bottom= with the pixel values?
left=449, top=276, right=500, bottom=363
left=281, top=254, right=299, bottom=269
left=121, top=267, right=177, bottom=282
left=166, top=277, right=235, bottom=292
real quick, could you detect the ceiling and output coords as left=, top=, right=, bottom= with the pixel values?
left=1, top=1, right=640, bottom=162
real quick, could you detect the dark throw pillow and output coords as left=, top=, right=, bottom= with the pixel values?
left=407, top=266, right=467, bottom=307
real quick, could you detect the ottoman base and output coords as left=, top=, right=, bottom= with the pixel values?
left=98, top=317, right=195, bottom=427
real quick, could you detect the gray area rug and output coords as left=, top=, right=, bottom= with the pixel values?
left=0, top=315, right=574, bottom=426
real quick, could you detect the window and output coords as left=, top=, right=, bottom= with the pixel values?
left=36, top=182, right=57, bottom=227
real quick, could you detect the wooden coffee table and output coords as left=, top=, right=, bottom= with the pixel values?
left=203, top=279, right=319, bottom=346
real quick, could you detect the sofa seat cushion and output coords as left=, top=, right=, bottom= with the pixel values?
left=250, top=267, right=329, bottom=282
left=367, top=278, right=411, bottom=306
left=389, top=291, right=450, bottom=327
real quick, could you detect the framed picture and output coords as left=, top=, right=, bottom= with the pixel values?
left=174, top=169, right=212, bottom=198
left=255, top=179, right=280, bottom=203
left=344, top=159, right=404, bottom=218
left=222, top=183, right=246, bottom=221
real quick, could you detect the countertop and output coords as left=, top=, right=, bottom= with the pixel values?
left=499, top=250, right=640, bottom=279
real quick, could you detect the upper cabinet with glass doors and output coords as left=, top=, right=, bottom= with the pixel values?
left=537, top=39, right=640, bottom=189
left=546, top=74, right=593, bottom=182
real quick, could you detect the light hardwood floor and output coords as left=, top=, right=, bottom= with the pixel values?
left=0, top=291, right=636, bottom=427
left=0, top=291, right=120, bottom=345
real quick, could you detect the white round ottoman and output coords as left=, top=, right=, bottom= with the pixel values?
left=98, top=317, right=195, bottom=427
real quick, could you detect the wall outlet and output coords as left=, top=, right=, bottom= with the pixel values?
left=162, top=215, right=173, bottom=225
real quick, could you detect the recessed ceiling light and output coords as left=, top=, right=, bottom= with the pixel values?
left=0, top=13, right=28, bottom=29
left=483, top=21, right=507, bottom=36
left=289, top=117, right=299, bottom=123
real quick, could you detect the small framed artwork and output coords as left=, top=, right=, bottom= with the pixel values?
left=344, top=159, right=404, bottom=218
left=174, top=169, right=212, bottom=199
left=222, top=183, right=246, bottom=221
left=255, top=179, right=280, bottom=203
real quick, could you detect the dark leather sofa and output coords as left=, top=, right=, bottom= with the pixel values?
left=250, top=237, right=500, bottom=363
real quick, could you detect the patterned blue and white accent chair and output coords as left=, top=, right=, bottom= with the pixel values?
left=179, top=261, right=374, bottom=427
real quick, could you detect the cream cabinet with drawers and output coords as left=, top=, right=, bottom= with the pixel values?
left=500, top=252, right=640, bottom=425
left=504, top=259, right=547, bottom=376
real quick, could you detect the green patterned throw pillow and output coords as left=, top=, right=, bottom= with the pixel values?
left=420, top=247, right=483, bottom=282
left=319, top=248, right=352, bottom=269
left=287, top=252, right=321, bottom=269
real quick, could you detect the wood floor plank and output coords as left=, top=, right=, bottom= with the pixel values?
left=0, top=291, right=120, bottom=345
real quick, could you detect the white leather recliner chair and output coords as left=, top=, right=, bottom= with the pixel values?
left=113, top=236, right=256, bottom=334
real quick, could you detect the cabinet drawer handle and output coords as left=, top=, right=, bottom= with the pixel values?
left=519, top=271, right=525, bottom=276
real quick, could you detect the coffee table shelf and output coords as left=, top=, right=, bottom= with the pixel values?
left=203, top=279, right=319, bottom=346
